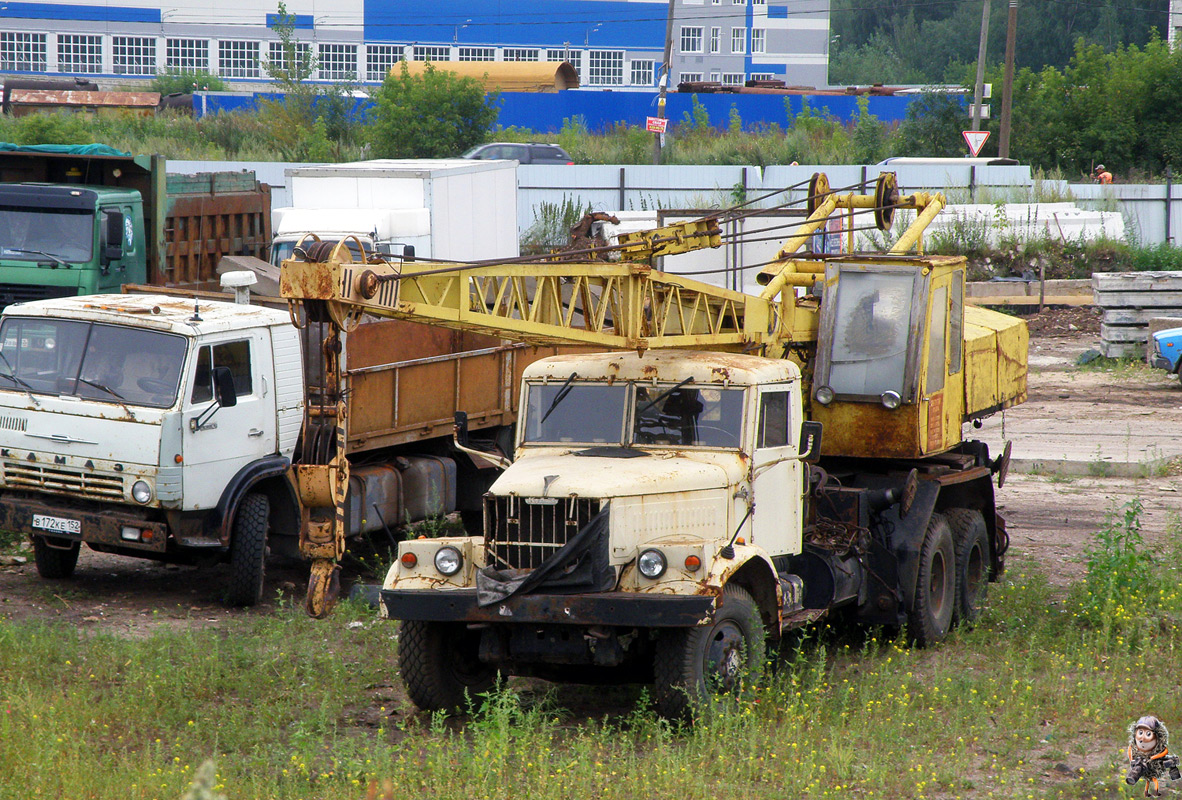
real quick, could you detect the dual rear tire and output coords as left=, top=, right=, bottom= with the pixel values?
left=907, top=508, right=990, bottom=646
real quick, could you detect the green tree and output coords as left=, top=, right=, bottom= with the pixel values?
left=850, top=95, right=887, bottom=163
left=888, top=90, right=969, bottom=158
left=367, top=61, right=498, bottom=158
left=151, top=67, right=226, bottom=95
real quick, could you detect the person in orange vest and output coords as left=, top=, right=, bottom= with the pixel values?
left=1094, top=164, right=1113, bottom=184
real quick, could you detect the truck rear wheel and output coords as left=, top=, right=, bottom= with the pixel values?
left=32, top=536, right=80, bottom=579
left=907, top=512, right=956, bottom=646
left=653, top=583, right=766, bottom=719
left=946, top=508, right=990, bottom=624
left=226, top=493, right=269, bottom=607
left=398, top=620, right=495, bottom=712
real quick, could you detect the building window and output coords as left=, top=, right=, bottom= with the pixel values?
left=459, top=47, right=496, bottom=61
left=630, top=59, right=654, bottom=86
left=710, top=27, right=720, bottom=54
left=412, top=45, right=450, bottom=62
left=166, top=38, right=208, bottom=71
left=680, top=27, right=703, bottom=53
left=732, top=0, right=746, bottom=5
left=1, top=32, right=47, bottom=72
left=680, top=72, right=702, bottom=83
left=753, top=0, right=766, bottom=5
left=731, top=28, right=747, bottom=54
left=751, top=28, right=766, bottom=54
left=318, top=43, right=357, bottom=79
left=547, top=49, right=581, bottom=70
left=587, top=50, right=624, bottom=85
left=722, top=73, right=744, bottom=86
left=503, top=48, right=539, bottom=61
left=57, top=34, right=102, bottom=74
left=366, top=44, right=401, bottom=81
left=267, top=41, right=311, bottom=76
left=112, top=36, right=156, bottom=75
left=218, top=40, right=259, bottom=78
left=750, top=72, right=775, bottom=81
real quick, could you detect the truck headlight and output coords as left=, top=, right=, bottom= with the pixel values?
left=815, top=386, right=835, bottom=406
left=131, top=480, right=152, bottom=504
left=880, top=390, right=901, bottom=409
left=434, top=546, right=463, bottom=576
left=638, top=549, right=667, bottom=579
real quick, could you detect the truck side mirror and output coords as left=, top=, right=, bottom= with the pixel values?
left=402, top=244, right=415, bottom=262
left=212, top=366, right=238, bottom=408
left=102, top=210, right=125, bottom=263
left=798, top=421, right=822, bottom=462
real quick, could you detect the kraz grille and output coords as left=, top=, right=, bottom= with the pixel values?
left=485, top=494, right=602, bottom=570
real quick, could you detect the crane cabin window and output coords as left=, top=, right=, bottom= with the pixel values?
left=825, top=270, right=916, bottom=398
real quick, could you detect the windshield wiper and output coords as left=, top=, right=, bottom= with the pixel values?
left=539, top=372, right=578, bottom=424
left=6, top=248, right=70, bottom=268
left=636, top=376, right=695, bottom=418
left=76, top=377, right=137, bottom=420
left=0, top=349, right=41, bottom=407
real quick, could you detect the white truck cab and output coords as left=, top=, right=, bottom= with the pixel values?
left=0, top=293, right=304, bottom=602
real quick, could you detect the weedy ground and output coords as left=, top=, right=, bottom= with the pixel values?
left=2, top=501, right=1180, bottom=799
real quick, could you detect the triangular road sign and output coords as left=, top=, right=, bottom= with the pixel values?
left=963, top=130, right=991, bottom=157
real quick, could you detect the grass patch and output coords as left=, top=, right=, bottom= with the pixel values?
left=2, top=504, right=1180, bottom=799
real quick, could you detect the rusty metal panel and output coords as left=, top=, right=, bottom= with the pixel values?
left=8, top=90, right=160, bottom=116
left=811, top=400, right=923, bottom=459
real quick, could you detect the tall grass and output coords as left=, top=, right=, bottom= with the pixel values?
left=1, top=502, right=1179, bottom=799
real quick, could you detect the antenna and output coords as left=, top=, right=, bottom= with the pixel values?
left=189, top=297, right=202, bottom=323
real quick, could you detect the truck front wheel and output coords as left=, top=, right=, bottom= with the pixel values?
left=226, top=493, right=269, bottom=607
left=907, top=512, right=956, bottom=646
left=399, top=620, right=496, bottom=712
left=32, top=536, right=80, bottom=579
left=653, top=583, right=766, bottom=719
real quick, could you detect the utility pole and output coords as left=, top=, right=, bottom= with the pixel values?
left=970, top=0, right=991, bottom=132
left=652, top=0, right=676, bottom=165
left=998, top=0, right=1017, bottom=157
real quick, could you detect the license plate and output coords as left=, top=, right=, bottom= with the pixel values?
left=32, top=514, right=81, bottom=535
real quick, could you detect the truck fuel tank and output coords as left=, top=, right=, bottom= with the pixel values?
left=346, top=457, right=457, bottom=536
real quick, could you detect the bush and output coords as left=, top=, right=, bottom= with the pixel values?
left=367, top=61, right=498, bottom=159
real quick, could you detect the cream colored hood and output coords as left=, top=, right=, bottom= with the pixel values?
left=491, top=449, right=745, bottom=498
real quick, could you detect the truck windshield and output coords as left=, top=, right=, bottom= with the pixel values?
left=271, top=238, right=367, bottom=266
left=522, top=381, right=745, bottom=449
left=0, top=207, right=93, bottom=263
left=522, top=383, right=627, bottom=444
left=0, top=318, right=186, bottom=408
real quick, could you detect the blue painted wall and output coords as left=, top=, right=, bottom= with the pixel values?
left=0, top=1, right=160, bottom=22
left=197, top=90, right=916, bottom=131
left=362, top=0, right=666, bottom=48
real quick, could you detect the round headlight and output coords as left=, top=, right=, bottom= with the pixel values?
left=434, top=546, right=463, bottom=576
left=815, top=385, right=835, bottom=406
left=638, top=549, right=667, bottom=579
left=131, top=480, right=152, bottom=504
left=880, top=390, right=902, bottom=410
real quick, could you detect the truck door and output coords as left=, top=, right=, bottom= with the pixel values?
left=750, top=386, right=803, bottom=557
left=920, top=270, right=965, bottom=454
left=181, top=331, right=278, bottom=511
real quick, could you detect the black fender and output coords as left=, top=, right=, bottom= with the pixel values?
left=209, top=456, right=296, bottom=543
left=887, top=478, right=941, bottom=613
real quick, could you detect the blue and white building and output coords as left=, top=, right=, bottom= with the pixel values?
left=0, top=0, right=831, bottom=89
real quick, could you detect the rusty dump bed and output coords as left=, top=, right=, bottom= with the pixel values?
left=340, top=318, right=573, bottom=455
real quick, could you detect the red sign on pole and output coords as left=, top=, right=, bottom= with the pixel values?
left=962, top=130, right=990, bottom=157
left=645, top=116, right=668, bottom=133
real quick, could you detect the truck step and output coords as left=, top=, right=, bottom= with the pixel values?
left=780, top=608, right=827, bottom=633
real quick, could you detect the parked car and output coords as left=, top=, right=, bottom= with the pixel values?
left=461, top=142, right=574, bottom=165
left=1150, top=327, right=1182, bottom=383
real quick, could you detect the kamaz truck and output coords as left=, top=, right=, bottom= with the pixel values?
left=0, top=144, right=270, bottom=310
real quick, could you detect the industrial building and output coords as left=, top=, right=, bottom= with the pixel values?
left=0, top=0, right=832, bottom=90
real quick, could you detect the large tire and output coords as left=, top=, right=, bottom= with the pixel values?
left=907, top=512, right=956, bottom=647
left=946, top=508, right=990, bottom=624
left=398, top=620, right=496, bottom=712
left=32, top=536, right=80, bottom=579
left=653, top=583, right=766, bottom=720
left=225, top=493, right=269, bottom=607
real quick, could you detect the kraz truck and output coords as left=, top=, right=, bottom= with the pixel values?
left=0, top=144, right=270, bottom=310
left=279, top=173, right=1029, bottom=717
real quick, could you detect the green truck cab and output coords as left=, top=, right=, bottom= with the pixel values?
left=0, top=144, right=270, bottom=310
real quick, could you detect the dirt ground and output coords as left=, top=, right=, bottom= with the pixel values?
left=0, top=305, right=1177, bottom=628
